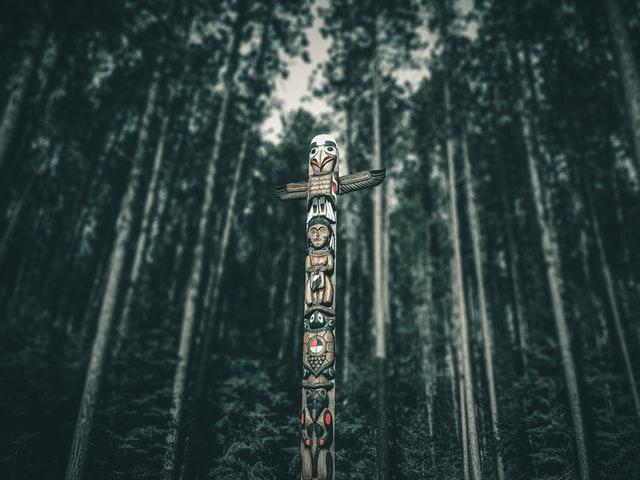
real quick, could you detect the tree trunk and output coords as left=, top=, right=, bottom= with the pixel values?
left=418, top=195, right=436, bottom=467
left=517, top=65, right=591, bottom=480
left=577, top=229, right=608, bottom=347
left=342, top=109, right=354, bottom=383
left=444, top=81, right=482, bottom=480
left=445, top=306, right=461, bottom=442
left=278, top=244, right=296, bottom=361
left=162, top=9, right=243, bottom=475
left=114, top=113, right=170, bottom=356
left=64, top=67, right=161, bottom=480
left=0, top=174, right=37, bottom=266
left=585, top=182, right=640, bottom=422
left=0, top=23, right=45, bottom=173
left=185, top=132, right=248, bottom=480
left=383, top=182, right=391, bottom=328
left=604, top=0, right=640, bottom=171
left=78, top=247, right=109, bottom=338
left=461, top=132, right=505, bottom=480
left=497, top=148, right=528, bottom=368
left=420, top=296, right=436, bottom=469
left=372, top=18, right=389, bottom=480
left=459, top=338, right=470, bottom=480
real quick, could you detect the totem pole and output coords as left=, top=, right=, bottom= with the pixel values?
left=276, top=134, right=385, bottom=480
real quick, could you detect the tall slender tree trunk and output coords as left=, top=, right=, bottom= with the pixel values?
left=278, top=241, right=296, bottom=361
left=267, top=247, right=286, bottom=329
left=162, top=10, right=243, bottom=476
left=342, top=109, right=354, bottom=383
left=417, top=181, right=436, bottom=467
left=497, top=150, right=528, bottom=368
left=77, top=248, right=109, bottom=338
left=461, top=132, right=505, bottom=480
left=585, top=182, right=640, bottom=421
left=516, top=61, right=591, bottom=480
left=64, top=67, right=161, bottom=480
left=383, top=183, right=391, bottom=328
left=184, top=132, right=248, bottom=480
left=604, top=0, right=640, bottom=170
left=458, top=335, right=470, bottom=480
left=419, top=220, right=436, bottom=468
left=0, top=174, right=37, bottom=265
left=577, top=229, right=608, bottom=347
left=371, top=18, right=389, bottom=480
left=114, top=114, right=170, bottom=356
left=445, top=306, right=461, bottom=442
left=444, top=81, right=482, bottom=480
left=0, top=23, right=45, bottom=173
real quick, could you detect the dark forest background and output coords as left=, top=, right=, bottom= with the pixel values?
left=1, top=0, right=640, bottom=479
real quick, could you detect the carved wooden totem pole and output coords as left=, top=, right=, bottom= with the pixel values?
left=276, top=134, right=385, bottom=480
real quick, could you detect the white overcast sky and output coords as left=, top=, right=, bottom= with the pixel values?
left=261, top=0, right=473, bottom=143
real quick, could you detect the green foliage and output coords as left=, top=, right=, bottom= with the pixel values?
left=2, top=0, right=640, bottom=479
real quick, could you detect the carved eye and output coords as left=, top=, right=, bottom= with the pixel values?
left=310, top=148, right=318, bottom=156
left=325, top=146, right=335, bottom=153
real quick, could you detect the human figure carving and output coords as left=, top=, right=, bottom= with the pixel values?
left=305, top=217, right=334, bottom=307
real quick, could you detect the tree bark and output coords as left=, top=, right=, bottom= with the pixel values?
left=419, top=266, right=436, bottom=468
left=342, top=109, right=354, bottom=383
left=497, top=147, right=528, bottom=368
left=445, top=304, right=460, bottom=442
left=371, top=17, right=389, bottom=480
left=458, top=336, right=470, bottom=480
left=0, top=23, right=45, bottom=173
left=383, top=182, right=391, bottom=327
left=604, top=0, right=640, bottom=171
left=64, top=66, right=161, bottom=480
left=417, top=186, right=436, bottom=467
left=278, top=242, right=296, bottom=361
left=0, top=174, right=37, bottom=266
left=517, top=65, right=591, bottom=480
left=114, top=113, right=170, bottom=356
left=461, top=132, right=505, bottom=480
left=444, top=81, right=482, bottom=480
left=185, top=132, right=248, bottom=480
left=585, top=182, right=640, bottom=422
left=162, top=8, right=244, bottom=475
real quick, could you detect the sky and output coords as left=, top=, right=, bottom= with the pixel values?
left=261, top=0, right=474, bottom=143
left=261, top=1, right=332, bottom=143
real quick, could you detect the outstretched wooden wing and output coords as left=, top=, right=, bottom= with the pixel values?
left=275, top=181, right=308, bottom=200
left=338, top=169, right=386, bottom=194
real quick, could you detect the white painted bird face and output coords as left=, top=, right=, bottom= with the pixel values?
left=309, top=134, right=339, bottom=175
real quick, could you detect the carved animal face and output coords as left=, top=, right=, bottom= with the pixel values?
left=305, top=388, right=328, bottom=422
left=308, top=224, right=330, bottom=249
left=309, top=134, right=339, bottom=175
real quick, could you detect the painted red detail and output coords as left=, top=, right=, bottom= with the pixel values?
left=301, top=412, right=305, bottom=425
left=324, top=412, right=332, bottom=425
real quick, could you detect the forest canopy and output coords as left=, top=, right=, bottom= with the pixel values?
left=1, top=0, right=639, bottom=479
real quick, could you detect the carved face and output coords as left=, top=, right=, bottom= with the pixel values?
left=308, top=224, right=329, bottom=249
left=305, top=388, right=328, bottom=422
left=309, top=134, right=339, bottom=175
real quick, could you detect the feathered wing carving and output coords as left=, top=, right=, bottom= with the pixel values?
left=338, top=169, right=386, bottom=194
left=275, top=181, right=308, bottom=200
